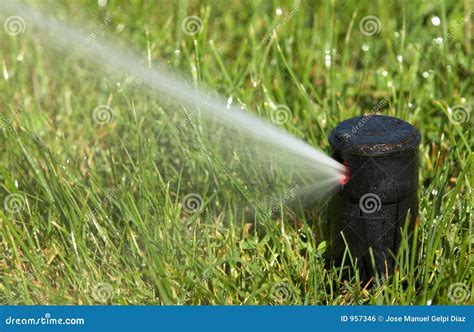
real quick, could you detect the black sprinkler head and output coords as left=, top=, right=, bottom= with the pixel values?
left=328, top=115, right=420, bottom=282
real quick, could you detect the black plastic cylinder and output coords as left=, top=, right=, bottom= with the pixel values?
left=328, top=115, right=420, bottom=282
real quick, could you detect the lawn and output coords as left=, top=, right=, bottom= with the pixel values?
left=0, top=0, right=472, bottom=305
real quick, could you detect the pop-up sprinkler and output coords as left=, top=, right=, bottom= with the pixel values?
left=328, top=115, right=420, bottom=282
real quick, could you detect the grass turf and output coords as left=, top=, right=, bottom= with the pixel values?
left=0, top=0, right=472, bottom=304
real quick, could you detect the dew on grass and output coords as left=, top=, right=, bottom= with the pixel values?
left=2, top=62, right=9, bottom=80
left=324, top=49, right=331, bottom=68
left=431, top=16, right=441, bottom=26
left=226, top=96, right=233, bottom=109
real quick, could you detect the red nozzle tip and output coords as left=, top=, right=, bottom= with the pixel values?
left=339, top=161, right=350, bottom=185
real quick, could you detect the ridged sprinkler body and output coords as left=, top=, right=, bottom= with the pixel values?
left=328, top=115, right=420, bottom=282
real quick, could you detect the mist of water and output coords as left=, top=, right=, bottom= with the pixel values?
left=2, top=1, right=345, bottom=217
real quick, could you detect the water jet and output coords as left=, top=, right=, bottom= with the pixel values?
left=2, top=0, right=346, bottom=210
left=327, top=115, right=420, bottom=282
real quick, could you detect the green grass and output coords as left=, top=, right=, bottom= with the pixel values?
left=0, top=0, right=472, bottom=305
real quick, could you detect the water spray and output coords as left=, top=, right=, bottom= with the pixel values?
left=2, top=0, right=346, bottom=208
left=327, top=115, right=420, bottom=282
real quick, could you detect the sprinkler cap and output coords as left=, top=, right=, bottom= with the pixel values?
left=329, top=115, right=420, bottom=156
left=327, top=115, right=421, bottom=281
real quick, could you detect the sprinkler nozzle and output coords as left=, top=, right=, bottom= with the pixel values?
left=339, top=161, right=350, bottom=185
left=327, top=115, right=420, bottom=282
